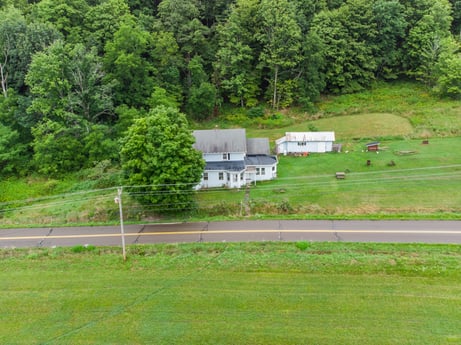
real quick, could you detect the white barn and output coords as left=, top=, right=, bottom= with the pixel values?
left=276, top=132, right=335, bottom=155
left=193, top=129, right=278, bottom=189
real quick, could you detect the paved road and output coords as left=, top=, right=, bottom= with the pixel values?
left=1, top=220, right=461, bottom=248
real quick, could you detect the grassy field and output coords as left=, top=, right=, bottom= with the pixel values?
left=1, top=242, right=461, bottom=345
left=1, top=81, right=461, bottom=225
left=196, top=136, right=461, bottom=219
left=1, top=136, right=461, bottom=226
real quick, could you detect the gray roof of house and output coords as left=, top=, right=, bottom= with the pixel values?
left=205, top=160, right=246, bottom=172
left=193, top=129, right=247, bottom=153
left=244, top=155, right=277, bottom=166
left=247, top=138, right=270, bottom=155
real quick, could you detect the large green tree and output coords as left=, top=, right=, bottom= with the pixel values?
left=311, top=0, right=377, bottom=93
left=83, top=0, right=132, bottom=54
left=215, top=0, right=261, bottom=107
left=405, top=0, right=453, bottom=83
left=433, top=37, right=461, bottom=99
left=26, top=40, right=116, bottom=174
left=103, top=17, right=155, bottom=108
left=0, top=123, right=27, bottom=175
left=372, top=0, right=407, bottom=79
left=257, top=0, right=303, bottom=108
left=30, top=0, right=89, bottom=43
left=120, top=106, right=204, bottom=213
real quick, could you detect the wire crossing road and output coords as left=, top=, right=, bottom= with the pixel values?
left=1, top=220, right=461, bottom=248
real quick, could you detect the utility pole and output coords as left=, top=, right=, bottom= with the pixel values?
left=115, top=187, right=127, bottom=261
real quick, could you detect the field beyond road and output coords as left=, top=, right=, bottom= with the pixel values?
left=1, top=242, right=461, bottom=345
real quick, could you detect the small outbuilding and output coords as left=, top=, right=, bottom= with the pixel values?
left=366, top=141, right=380, bottom=152
left=276, top=132, right=335, bottom=155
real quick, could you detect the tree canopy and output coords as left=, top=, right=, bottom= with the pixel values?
left=0, top=0, right=459, bottom=179
left=120, top=106, right=204, bottom=212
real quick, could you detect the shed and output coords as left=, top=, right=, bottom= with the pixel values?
left=276, top=131, right=335, bottom=154
left=366, top=141, right=380, bottom=152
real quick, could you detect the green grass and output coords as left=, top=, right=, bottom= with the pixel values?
left=1, top=242, right=461, bottom=345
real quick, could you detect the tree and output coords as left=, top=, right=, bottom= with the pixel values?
left=67, top=44, right=114, bottom=124
left=26, top=41, right=114, bottom=125
left=311, top=0, right=377, bottom=93
left=120, top=106, right=205, bottom=213
left=295, top=30, right=326, bottom=109
left=157, top=0, right=210, bottom=62
left=405, top=0, right=453, bottom=83
left=25, top=40, right=71, bottom=122
left=0, top=123, right=27, bottom=175
left=83, top=124, right=119, bottom=166
left=157, top=0, right=211, bottom=95
left=433, top=38, right=461, bottom=99
left=26, top=41, right=116, bottom=174
left=185, top=55, right=217, bottom=119
left=186, top=82, right=217, bottom=120
left=147, top=86, right=180, bottom=110
left=257, top=0, right=302, bottom=108
left=83, top=0, right=132, bottom=54
left=31, top=119, right=85, bottom=175
left=372, top=0, right=407, bottom=79
left=31, top=0, right=89, bottom=43
left=215, top=0, right=261, bottom=107
left=0, top=7, right=59, bottom=98
left=0, top=7, right=27, bottom=98
left=103, top=17, right=155, bottom=108
left=149, top=31, right=183, bottom=101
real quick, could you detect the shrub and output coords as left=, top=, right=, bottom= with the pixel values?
left=71, top=244, right=96, bottom=253
left=247, top=106, right=265, bottom=118
left=296, top=241, right=310, bottom=251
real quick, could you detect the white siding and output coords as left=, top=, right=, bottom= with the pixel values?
left=197, top=170, right=246, bottom=189
left=245, top=163, right=277, bottom=182
left=276, top=132, right=335, bottom=154
left=203, top=152, right=246, bottom=162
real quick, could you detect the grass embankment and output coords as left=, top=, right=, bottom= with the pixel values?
left=1, top=242, right=461, bottom=345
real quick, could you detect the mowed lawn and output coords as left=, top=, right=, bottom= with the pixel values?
left=1, top=242, right=461, bottom=345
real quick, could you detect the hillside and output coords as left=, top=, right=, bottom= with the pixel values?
left=1, top=82, right=460, bottom=226
left=1, top=1, right=460, bottom=179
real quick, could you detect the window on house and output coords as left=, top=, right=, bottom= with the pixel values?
left=272, top=166, right=275, bottom=171
left=240, top=173, right=244, bottom=180
left=219, top=172, right=224, bottom=180
left=256, top=168, right=260, bottom=175
left=204, top=173, right=208, bottom=181
left=233, top=174, right=238, bottom=182
left=297, top=142, right=307, bottom=146
left=261, top=168, right=265, bottom=175
left=222, top=153, right=230, bottom=160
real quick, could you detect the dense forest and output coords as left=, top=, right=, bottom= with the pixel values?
left=0, top=0, right=460, bottom=178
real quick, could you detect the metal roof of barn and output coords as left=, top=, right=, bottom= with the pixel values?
left=193, top=129, right=247, bottom=153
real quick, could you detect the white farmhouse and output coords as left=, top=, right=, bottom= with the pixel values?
left=275, top=132, right=335, bottom=155
left=193, top=129, right=278, bottom=189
